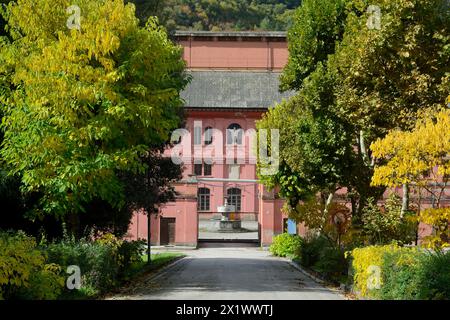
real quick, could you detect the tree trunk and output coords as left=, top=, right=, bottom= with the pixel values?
left=66, top=211, right=81, bottom=239
left=359, top=130, right=370, bottom=166
left=354, top=194, right=366, bottom=227
left=323, top=192, right=334, bottom=215
left=348, top=187, right=357, bottom=216
left=401, top=183, right=409, bottom=218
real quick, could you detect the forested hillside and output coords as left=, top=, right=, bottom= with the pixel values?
left=129, top=0, right=301, bottom=32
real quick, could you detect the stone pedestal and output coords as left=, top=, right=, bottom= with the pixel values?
left=219, top=220, right=242, bottom=231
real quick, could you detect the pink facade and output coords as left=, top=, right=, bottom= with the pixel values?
left=177, top=31, right=288, bottom=70
left=126, top=32, right=290, bottom=247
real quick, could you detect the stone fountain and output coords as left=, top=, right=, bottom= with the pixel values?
left=217, top=199, right=241, bottom=231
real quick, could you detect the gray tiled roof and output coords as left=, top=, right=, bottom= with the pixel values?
left=181, top=71, right=295, bottom=109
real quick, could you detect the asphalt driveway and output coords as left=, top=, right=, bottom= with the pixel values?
left=108, top=243, right=345, bottom=300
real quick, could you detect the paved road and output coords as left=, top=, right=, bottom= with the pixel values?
left=108, top=243, right=344, bottom=300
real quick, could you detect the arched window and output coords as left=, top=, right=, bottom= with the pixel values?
left=198, top=188, right=210, bottom=212
left=204, top=126, right=213, bottom=145
left=227, top=123, right=243, bottom=145
left=227, top=188, right=241, bottom=212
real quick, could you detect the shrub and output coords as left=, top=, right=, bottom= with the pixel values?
left=0, top=231, right=144, bottom=300
left=45, top=233, right=145, bottom=298
left=348, top=244, right=404, bottom=298
left=417, top=250, right=450, bottom=300
left=361, top=195, right=417, bottom=246
left=15, top=263, right=65, bottom=300
left=380, top=249, right=450, bottom=300
left=299, top=235, right=348, bottom=283
left=379, top=248, right=425, bottom=300
left=299, top=235, right=330, bottom=267
left=95, top=233, right=144, bottom=271
left=117, top=239, right=145, bottom=279
left=46, top=238, right=119, bottom=297
left=419, top=208, right=450, bottom=249
left=0, top=231, right=64, bottom=300
left=269, top=233, right=302, bottom=258
left=313, top=246, right=348, bottom=283
left=349, top=245, right=450, bottom=300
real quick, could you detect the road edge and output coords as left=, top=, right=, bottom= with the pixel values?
left=285, top=259, right=349, bottom=300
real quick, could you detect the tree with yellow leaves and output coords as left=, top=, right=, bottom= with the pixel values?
left=371, top=109, right=450, bottom=247
left=0, top=0, right=188, bottom=217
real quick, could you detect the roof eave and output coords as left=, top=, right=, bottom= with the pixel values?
left=173, top=30, right=287, bottom=38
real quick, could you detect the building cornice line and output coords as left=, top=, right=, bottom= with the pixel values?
left=174, top=30, right=287, bottom=38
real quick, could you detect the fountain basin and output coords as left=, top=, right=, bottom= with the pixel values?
left=219, top=220, right=242, bottom=231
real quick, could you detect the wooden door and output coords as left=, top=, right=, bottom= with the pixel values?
left=160, top=218, right=176, bottom=245
left=168, top=219, right=176, bottom=244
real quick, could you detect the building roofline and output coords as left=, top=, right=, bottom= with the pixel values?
left=174, top=30, right=287, bottom=38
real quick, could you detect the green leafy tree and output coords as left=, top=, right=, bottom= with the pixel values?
left=332, top=0, right=450, bottom=138
left=263, top=0, right=450, bottom=230
left=259, top=65, right=354, bottom=199
left=280, top=0, right=347, bottom=91
left=266, top=1, right=365, bottom=218
left=330, top=0, right=450, bottom=213
left=259, top=62, right=382, bottom=223
left=0, top=0, right=189, bottom=218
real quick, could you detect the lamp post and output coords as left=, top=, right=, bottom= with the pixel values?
left=333, top=213, right=346, bottom=248
left=147, top=204, right=158, bottom=266
left=147, top=209, right=151, bottom=265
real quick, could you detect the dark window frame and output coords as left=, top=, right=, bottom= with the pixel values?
left=204, top=163, right=212, bottom=176
left=194, top=163, right=202, bottom=176
left=198, top=188, right=211, bottom=212
left=227, top=188, right=242, bottom=212
left=227, top=123, right=243, bottom=145
left=204, top=126, right=213, bottom=145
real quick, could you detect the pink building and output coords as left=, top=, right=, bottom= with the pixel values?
left=127, top=31, right=294, bottom=247
left=125, top=31, right=448, bottom=247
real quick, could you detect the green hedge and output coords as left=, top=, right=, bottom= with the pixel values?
left=349, top=245, right=450, bottom=300
left=380, top=248, right=425, bottom=299
left=381, top=249, right=450, bottom=300
left=269, top=233, right=302, bottom=258
left=270, top=233, right=349, bottom=284
left=299, top=235, right=329, bottom=267
left=300, top=235, right=348, bottom=284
